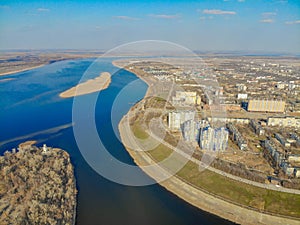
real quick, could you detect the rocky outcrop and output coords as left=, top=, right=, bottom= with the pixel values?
left=0, top=142, right=77, bottom=225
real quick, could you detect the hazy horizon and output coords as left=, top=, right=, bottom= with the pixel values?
left=0, top=0, right=299, bottom=53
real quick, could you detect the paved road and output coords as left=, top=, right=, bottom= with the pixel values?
left=151, top=127, right=300, bottom=194
left=120, top=114, right=300, bottom=225
left=126, top=106, right=300, bottom=195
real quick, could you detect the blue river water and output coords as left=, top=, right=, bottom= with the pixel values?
left=0, top=59, right=235, bottom=225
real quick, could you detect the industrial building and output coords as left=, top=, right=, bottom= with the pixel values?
left=199, top=125, right=228, bottom=151
left=247, top=99, right=285, bottom=113
left=168, top=110, right=195, bottom=131
left=267, top=116, right=300, bottom=128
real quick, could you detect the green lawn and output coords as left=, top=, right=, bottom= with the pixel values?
left=131, top=123, right=149, bottom=140
left=131, top=120, right=300, bottom=218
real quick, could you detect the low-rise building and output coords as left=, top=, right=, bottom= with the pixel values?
left=236, top=84, right=247, bottom=92
left=208, top=117, right=249, bottom=125
left=291, top=133, right=300, bottom=145
left=250, top=119, right=265, bottom=136
left=287, top=154, right=300, bottom=163
left=282, top=162, right=295, bottom=176
left=237, top=93, right=248, bottom=100
left=275, top=133, right=291, bottom=148
left=172, top=91, right=201, bottom=106
left=267, top=116, right=300, bottom=128
left=227, top=123, right=247, bottom=150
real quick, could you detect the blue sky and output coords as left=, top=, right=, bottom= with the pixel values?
left=0, top=0, right=299, bottom=53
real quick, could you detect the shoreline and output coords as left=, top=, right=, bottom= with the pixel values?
left=112, top=60, right=156, bottom=98
left=59, top=72, right=111, bottom=98
left=118, top=115, right=300, bottom=225
left=115, top=58, right=300, bottom=225
left=0, top=64, right=46, bottom=76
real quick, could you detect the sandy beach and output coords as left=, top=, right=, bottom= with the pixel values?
left=59, top=72, right=111, bottom=98
left=18, top=140, right=37, bottom=149
left=0, top=64, right=46, bottom=76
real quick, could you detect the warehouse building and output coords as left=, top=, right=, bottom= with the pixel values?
left=247, top=99, right=285, bottom=113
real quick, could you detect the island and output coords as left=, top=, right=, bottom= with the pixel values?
left=0, top=142, right=77, bottom=225
left=59, top=72, right=111, bottom=98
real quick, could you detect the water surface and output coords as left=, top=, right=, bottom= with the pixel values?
left=0, top=59, right=234, bottom=225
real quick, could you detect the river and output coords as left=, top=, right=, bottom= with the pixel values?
left=0, top=58, right=235, bottom=225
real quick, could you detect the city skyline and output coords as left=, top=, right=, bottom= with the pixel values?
left=0, top=0, right=299, bottom=53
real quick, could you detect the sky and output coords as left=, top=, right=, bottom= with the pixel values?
left=0, top=0, right=299, bottom=53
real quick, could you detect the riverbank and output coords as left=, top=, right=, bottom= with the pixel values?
left=112, top=60, right=156, bottom=98
left=0, top=64, right=46, bottom=76
left=119, top=115, right=300, bottom=225
left=116, top=58, right=300, bottom=225
left=59, top=72, right=111, bottom=98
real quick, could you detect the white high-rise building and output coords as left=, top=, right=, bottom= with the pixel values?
left=199, top=126, right=228, bottom=151
left=168, top=110, right=195, bottom=131
left=182, top=120, right=209, bottom=142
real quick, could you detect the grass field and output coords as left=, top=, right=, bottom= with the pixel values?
left=131, top=120, right=300, bottom=218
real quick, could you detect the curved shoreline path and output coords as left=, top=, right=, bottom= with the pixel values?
left=59, top=72, right=111, bottom=98
left=119, top=115, right=300, bottom=225
left=115, top=59, right=300, bottom=225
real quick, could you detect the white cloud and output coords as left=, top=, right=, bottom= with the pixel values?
left=37, top=8, right=50, bottom=12
left=113, top=16, right=140, bottom=21
left=285, top=20, right=300, bottom=25
left=262, top=12, right=277, bottom=17
left=260, top=19, right=274, bottom=23
left=201, top=9, right=236, bottom=15
left=149, top=14, right=180, bottom=19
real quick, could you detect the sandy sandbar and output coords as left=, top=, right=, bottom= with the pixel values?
left=59, top=72, right=111, bottom=98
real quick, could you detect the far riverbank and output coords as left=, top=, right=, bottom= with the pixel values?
left=0, top=64, right=46, bottom=76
